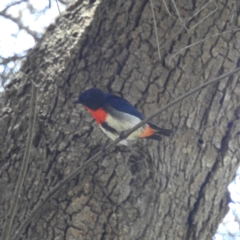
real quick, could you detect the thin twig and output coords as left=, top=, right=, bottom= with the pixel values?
left=0, top=12, right=40, bottom=41
left=12, top=67, right=240, bottom=240
left=162, top=0, right=171, bottom=16
left=0, top=54, right=26, bottom=65
left=170, top=0, right=218, bottom=35
left=55, top=0, right=73, bottom=47
left=150, top=0, right=161, bottom=60
left=160, top=0, right=218, bottom=50
left=2, top=0, right=27, bottom=13
left=171, top=0, right=190, bottom=35
left=120, top=67, right=240, bottom=137
left=169, top=28, right=240, bottom=63
left=2, top=84, right=38, bottom=240
left=189, top=0, right=218, bottom=31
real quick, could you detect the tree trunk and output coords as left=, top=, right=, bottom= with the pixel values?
left=1, top=0, right=240, bottom=239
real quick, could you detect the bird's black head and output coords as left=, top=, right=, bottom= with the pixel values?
left=74, top=88, right=106, bottom=110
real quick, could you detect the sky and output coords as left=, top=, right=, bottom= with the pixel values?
left=0, top=1, right=240, bottom=239
left=0, top=0, right=65, bottom=57
left=0, top=0, right=65, bottom=83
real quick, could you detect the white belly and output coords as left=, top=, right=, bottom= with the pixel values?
left=99, top=112, right=145, bottom=145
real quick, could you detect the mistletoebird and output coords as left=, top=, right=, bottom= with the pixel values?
left=74, top=88, right=173, bottom=145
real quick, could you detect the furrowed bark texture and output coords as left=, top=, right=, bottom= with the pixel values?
left=1, top=0, right=240, bottom=239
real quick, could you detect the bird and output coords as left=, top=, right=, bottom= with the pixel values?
left=74, top=88, right=173, bottom=145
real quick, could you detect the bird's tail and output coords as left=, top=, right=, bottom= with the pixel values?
left=145, top=124, right=173, bottom=141
left=140, top=124, right=173, bottom=140
left=151, top=124, right=173, bottom=136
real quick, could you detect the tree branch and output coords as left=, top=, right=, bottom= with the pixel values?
left=2, top=83, right=38, bottom=240
left=0, top=54, right=26, bottom=65
left=149, top=0, right=161, bottom=60
left=2, top=0, right=27, bottom=13
left=12, top=67, right=240, bottom=240
left=0, top=11, right=40, bottom=41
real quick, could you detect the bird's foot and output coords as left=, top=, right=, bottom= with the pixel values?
left=119, top=130, right=128, bottom=140
left=101, top=139, right=111, bottom=153
left=101, top=143, right=107, bottom=153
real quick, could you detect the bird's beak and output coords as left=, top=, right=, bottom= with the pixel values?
left=73, top=99, right=81, bottom=104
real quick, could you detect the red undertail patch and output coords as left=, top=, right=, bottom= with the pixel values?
left=139, top=125, right=154, bottom=138
left=86, top=107, right=107, bottom=124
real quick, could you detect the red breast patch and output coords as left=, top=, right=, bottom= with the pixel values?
left=86, top=107, right=107, bottom=124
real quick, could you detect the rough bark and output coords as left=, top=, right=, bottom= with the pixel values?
left=1, top=0, right=240, bottom=239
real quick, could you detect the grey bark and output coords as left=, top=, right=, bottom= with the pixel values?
left=1, top=0, right=240, bottom=239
